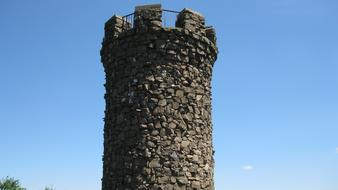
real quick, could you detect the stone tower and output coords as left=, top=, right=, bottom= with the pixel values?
left=100, top=4, right=218, bottom=190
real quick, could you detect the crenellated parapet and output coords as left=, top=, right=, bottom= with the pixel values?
left=134, top=4, right=162, bottom=31
left=176, top=8, right=206, bottom=36
left=102, top=5, right=217, bottom=49
left=104, top=15, right=131, bottom=41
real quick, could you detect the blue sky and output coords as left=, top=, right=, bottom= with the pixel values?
left=0, top=0, right=337, bottom=189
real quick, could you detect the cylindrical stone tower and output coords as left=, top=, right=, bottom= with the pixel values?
left=101, top=4, right=218, bottom=190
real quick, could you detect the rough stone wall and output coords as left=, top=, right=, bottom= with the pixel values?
left=176, top=9, right=206, bottom=36
left=101, top=5, right=218, bottom=190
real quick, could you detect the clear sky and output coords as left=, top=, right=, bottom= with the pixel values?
left=0, top=0, right=337, bottom=190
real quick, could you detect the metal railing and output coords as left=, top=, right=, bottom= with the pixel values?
left=122, top=12, right=134, bottom=30
left=162, top=9, right=180, bottom=28
left=121, top=9, right=180, bottom=31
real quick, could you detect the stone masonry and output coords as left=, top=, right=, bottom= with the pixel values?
left=101, top=4, right=218, bottom=190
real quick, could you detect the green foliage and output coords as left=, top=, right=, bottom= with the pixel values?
left=0, top=177, right=54, bottom=190
left=44, top=187, right=54, bottom=190
left=0, top=177, right=26, bottom=190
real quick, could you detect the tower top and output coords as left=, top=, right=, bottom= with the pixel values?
left=103, top=4, right=217, bottom=47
